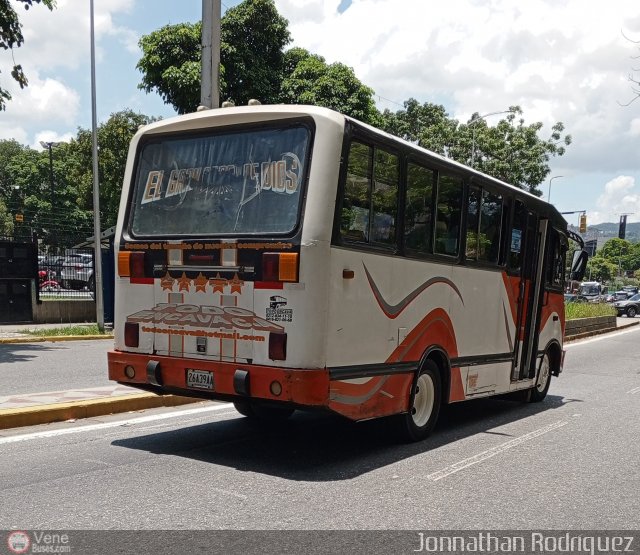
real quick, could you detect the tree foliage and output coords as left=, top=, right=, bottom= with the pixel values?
left=381, top=101, right=571, bottom=195
left=137, top=0, right=290, bottom=113
left=221, top=0, right=290, bottom=105
left=137, top=22, right=203, bottom=114
left=280, top=48, right=379, bottom=125
left=0, top=0, right=54, bottom=110
left=0, top=110, right=153, bottom=246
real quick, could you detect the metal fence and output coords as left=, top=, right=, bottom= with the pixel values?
left=38, top=246, right=96, bottom=300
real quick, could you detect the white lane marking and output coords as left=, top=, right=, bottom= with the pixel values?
left=0, top=403, right=234, bottom=446
left=627, top=386, right=640, bottom=395
left=427, top=420, right=569, bottom=482
left=564, top=325, right=640, bottom=348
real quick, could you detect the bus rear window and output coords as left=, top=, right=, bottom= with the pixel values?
left=129, top=125, right=311, bottom=237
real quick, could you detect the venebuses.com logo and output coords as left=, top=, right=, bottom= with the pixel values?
left=6, top=531, right=30, bottom=554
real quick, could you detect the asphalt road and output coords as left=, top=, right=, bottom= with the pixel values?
left=0, top=340, right=111, bottom=395
left=0, top=327, right=639, bottom=531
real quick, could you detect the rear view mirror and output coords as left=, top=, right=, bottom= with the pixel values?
left=569, top=250, right=588, bottom=281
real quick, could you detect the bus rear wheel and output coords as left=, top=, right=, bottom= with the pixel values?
left=529, top=351, right=552, bottom=402
left=233, top=400, right=294, bottom=421
left=396, top=360, right=442, bottom=442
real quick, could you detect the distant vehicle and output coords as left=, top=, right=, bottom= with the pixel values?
left=578, top=281, right=606, bottom=302
left=39, top=254, right=65, bottom=280
left=621, top=285, right=639, bottom=296
left=60, top=253, right=94, bottom=291
left=613, top=293, right=640, bottom=318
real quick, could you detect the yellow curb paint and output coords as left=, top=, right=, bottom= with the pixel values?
left=0, top=393, right=200, bottom=430
left=0, top=335, right=114, bottom=344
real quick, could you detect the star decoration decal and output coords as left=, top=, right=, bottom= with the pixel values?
left=194, top=272, right=208, bottom=293
left=160, top=272, right=175, bottom=291
left=177, top=272, right=191, bottom=292
left=229, top=273, right=245, bottom=294
left=209, top=273, right=227, bottom=293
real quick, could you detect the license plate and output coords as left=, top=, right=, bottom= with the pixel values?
left=186, top=368, right=214, bottom=390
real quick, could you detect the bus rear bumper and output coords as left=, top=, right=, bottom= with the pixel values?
left=108, top=350, right=329, bottom=408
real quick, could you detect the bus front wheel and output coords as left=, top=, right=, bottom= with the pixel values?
left=396, top=360, right=442, bottom=442
left=233, top=400, right=294, bottom=421
left=529, top=351, right=552, bottom=402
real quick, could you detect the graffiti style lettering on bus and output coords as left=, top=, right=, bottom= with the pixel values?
left=140, top=152, right=301, bottom=205
left=126, top=303, right=284, bottom=333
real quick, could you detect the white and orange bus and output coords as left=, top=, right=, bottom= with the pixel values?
left=108, top=105, right=587, bottom=441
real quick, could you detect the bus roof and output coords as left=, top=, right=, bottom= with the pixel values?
left=134, top=103, right=568, bottom=229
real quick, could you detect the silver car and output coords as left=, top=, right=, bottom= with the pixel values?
left=60, top=253, right=94, bottom=290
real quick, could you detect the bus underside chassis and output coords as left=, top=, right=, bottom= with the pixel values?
left=233, top=399, right=295, bottom=421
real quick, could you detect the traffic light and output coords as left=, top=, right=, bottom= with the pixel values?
left=579, top=213, right=587, bottom=234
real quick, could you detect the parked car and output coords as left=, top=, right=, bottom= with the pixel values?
left=60, top=253, right=94, bottom=291
left=613, top=293, right=640, bottom=318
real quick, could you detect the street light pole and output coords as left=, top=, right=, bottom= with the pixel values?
left=468, top=110, right=513, bottom=168
left=548, top=175, right=564, bottom=203
left=39, top=141, right=59, bottom=212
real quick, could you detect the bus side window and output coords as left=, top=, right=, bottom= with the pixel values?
left=435, top=173, right=463, bottom=257
left=478, top=190, right=503, bottom=264
left=465, top=185, right=481, bottom=259
left=546, top=229, right=566, bottom=288
left=509, top=200, right=527, bottom=272
left=404, top=162, right=435, bottom=255
left=371, top=149, right=399, bottom=246
left=340, top=140, right=398, bottom=248
left=341, top=141, right=372, bottom=243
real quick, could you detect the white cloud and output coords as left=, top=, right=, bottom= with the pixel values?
left=592, top=176, right=640, bottom=224
left=275, top=0, right=640, bottom=177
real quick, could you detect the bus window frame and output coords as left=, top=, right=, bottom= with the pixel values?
left=123, top=117, right=316, bottom=242
left=333, top=127, right=403, bottom=255
left=462, top=178, right=507, bottom=270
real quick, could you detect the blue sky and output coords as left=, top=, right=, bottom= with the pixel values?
left=2, top=0, right=640, bottom=230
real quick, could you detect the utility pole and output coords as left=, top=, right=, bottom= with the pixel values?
left=90, top=0, right=105, bottom=332
left=201, top=0, right=221, bottom=109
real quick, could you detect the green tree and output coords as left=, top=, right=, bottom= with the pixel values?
left=71, top=110, right=156, bottom=228
left=137, top=22, right=203, bottom=114
left=0, top=0, right=54, bottom=110
left=599, top=237, right=633, bottom=271
left=381, top=99, right=458, bottom=155
left=280, top=49, right=380, bottom=125
left=221, top=0, right=290, bottom=105
left=586, top=256, right=618, bottom=283
left=0, top=198, right=14, bottom=235
left=137, top=0, right=290, bottom=113
left=381, top=101, right=571, bottom=196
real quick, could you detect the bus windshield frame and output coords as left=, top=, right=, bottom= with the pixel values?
left=127, top=120, right=313, bottom=239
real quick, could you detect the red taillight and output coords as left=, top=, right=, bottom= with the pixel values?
left=262, top=252, right=298, bottom=282
left=130, top=252, right=145, bottom=278
left=124, top=322, right=139, bottom=347
left=268, top=332, right=287, bottom=360
left=117, top=251, right=145, bottom=278
left=263, top=253, right=279, bottom=281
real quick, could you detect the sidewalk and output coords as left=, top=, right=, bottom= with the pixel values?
left=0, top=322, right=200, bottom=431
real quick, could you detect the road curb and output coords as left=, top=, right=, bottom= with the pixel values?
left=0, top=335, right=114, bottom=344
left=564, top=320, right=639, bottom=342
left=0, top=393, right=201, bottom=431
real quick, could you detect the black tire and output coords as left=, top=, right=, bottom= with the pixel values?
left=627, top=306, right=637, bottom=318
left=396, top=360, right=442, bottom=442
left=530, top=351, right=552, bottom=402
left=233, top=400, right=294, bottom=421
